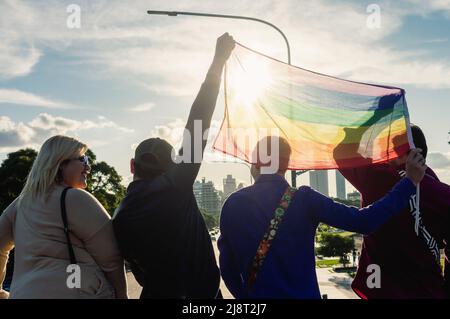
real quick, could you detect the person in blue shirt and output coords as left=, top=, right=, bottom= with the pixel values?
left=218, top=136, right=426, bottom=299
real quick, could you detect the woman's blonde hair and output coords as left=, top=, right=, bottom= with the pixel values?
left=18, top=135, right=87, bottom=209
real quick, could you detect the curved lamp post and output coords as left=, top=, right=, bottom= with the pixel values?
left=147, top=10, right=305, bottom=186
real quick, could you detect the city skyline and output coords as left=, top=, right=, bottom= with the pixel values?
left=336, top=171, right=347, bottom=200
left=309, top=170, right=330, bottom=197
left=195, top=172, right=359, bottom=200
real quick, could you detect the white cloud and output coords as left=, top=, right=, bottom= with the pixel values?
left=29, top=113, right=82, bottom=132
left=130, top=102, right=155, bottom=112
left=1, top=0, right=450, bottom=91
left=71, top=0, right=450, bottom=92
left=428, top=151, right=450, bottom=184
left=428, top=152, right=450, bottom=170
left=88, top=115, right=134, bottom=133
left=0, top=0, right=44, bottom=79
left=0, top=116, right=36, bottom=148
left=28, top=113, right=133, bottom=134
left=0, top=88, right=73, bottom=109
left=0, top=113, right=133, bottom=152
left=143, top=117, right=240, bottom=163
left=406, top=0, right=450, bottom=15
left=419, top=38, right=449, bottom=44
left=0, top=43, right=41, bottom=79
left=148, top=118, right=185, bottom=148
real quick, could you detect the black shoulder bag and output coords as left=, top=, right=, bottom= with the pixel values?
left=60, top=186, right=77, bottom=265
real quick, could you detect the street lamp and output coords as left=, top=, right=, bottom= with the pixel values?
left=147, top=10, right=302, bottom=187
left=147, top=11, right=291, bottom=63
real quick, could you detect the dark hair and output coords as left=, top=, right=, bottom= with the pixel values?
left=253, top=136, right=291, bottom=173
left=410, top=124, right=427, bottom=159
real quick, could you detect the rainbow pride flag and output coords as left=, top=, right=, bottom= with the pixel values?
left=213, top=43, right=414, bottom=170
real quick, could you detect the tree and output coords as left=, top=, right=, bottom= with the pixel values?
left=200, top=208, right=219, bottom=231
left=317, top=223, right=333, bottom=233
left=85, top=150, right=126, bottom=215
left=0, top=149, right=37, bottom=289
left=317, top=233, right=355, bottom=268
left=0, top=148, right=37, bottom=212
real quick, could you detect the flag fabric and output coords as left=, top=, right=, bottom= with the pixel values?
left=213, top=43, right=414, bottom=170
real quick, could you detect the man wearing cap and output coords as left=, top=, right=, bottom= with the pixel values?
left=113, top=33, right=235, bottom=299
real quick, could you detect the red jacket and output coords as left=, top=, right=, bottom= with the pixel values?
left=340, top=164, right=450, bottom=299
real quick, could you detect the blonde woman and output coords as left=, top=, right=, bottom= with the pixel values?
left=0, top=135, right=127, bottom=299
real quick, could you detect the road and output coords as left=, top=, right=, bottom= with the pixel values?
left=126, top=241, right=358, bottom=299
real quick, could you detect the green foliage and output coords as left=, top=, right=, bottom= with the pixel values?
left=317, top=233, right=355, bottom=267
left=317, top=223, right=333, bottom=233
left=0, top=148, right=37, bottom=211
left=316, top=258, right=340, bottom=268
left=85, top=150, right=126, bottom=215
left=200, top=208, right=219, bottom=231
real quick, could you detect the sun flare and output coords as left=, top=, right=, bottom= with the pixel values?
left=227, top=55, right=272, bottom=108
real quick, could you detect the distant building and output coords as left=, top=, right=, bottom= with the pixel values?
left=217, top=190, right=225, bottom=207
left=193, top=178, right=221, bottom=214
left=309, top=170, right=329, bottom=196
left=335, top=170, right=346, bottom=200
left=223, top=174, right=237, bottom=199
left=237, top=183, right=245, bottom=190
left=347, top=191, right=361, bottom=202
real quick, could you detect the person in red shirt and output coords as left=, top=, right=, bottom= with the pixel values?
left=335, top=124, right=450, bottom=299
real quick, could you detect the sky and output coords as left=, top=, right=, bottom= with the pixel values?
left=1, top=0, right=450, bottom=196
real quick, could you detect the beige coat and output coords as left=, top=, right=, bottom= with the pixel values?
left=0, top=186, right=123, bottom=299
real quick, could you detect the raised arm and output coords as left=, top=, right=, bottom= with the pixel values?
left=307, top=149, right=426, bottom=234
left=168, top=33, right=235, bottom=189
left=183, top=32, right=235, bottom=157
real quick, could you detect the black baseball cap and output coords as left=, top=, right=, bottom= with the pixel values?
left=134, top=138, right=175, bottom=173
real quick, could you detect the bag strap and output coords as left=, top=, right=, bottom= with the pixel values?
left=60, top=186, right=77, bottom=265
left=247, top=186, right=296, bottom=290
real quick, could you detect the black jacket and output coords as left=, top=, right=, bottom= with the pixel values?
left=113, top=169, right=220, bottom=298
left=113, top=75, right=223, bottom=299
